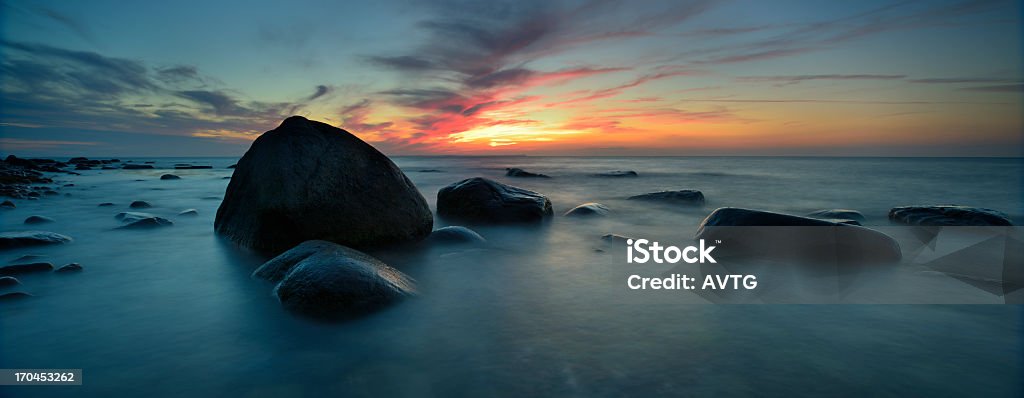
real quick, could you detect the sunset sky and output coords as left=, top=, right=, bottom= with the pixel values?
left=1, top=0, right=1021, bottom=157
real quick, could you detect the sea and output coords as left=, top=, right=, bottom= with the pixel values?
left=1, top=156, right=1021, bottom=397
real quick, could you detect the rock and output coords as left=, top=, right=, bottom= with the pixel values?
left=74, top=164, right=92, bottom=170
left=437, top=177, right=553, bottom=223
left=56, top=263, right=83, bottom=273
left=43, top=190, right=58, bottom=196
left=10, top=254, right=45, bottom=264
left=888, top=205, right=1012, bottom=226
left=115, top=212, right=173, bottom=229
left=215, top=116, right=433, bottom=253
left=122, top=164, right=154, bottom=169
left=178, top=209, right=199, bottom=216
left=0, top=231, right=72, bottom=250
left=0, top=292, right=32, bottom=301
left=63, top=183, right=74, bottom=187
left=628, top=190, right=705, bottom=206
left=101, top=166, right=117, bottom=170
left=428, top=226, right=486, bottom=244
left=0, top=262, right=54, bottom=275
left=252, top=240, right=416, bottom=318
left=602, top=233, right=634, bottom=244
left=417, top=169, right=442, bottom=173
left=174, top=165, right=212, bottom=169
left=129, top=200, right=152, bottom=209
left=160, top=174, right=181, bottom=180
left=807, top=209, right=865, bottom=223
left=98, top=202, right=115, bottom=207
left=24, top=215, right=55, bottom=224
left=505, top=167, right=550, bottom=178
left=227, top=164, right=237, bottom=169
left=695, top=207, right=901, bottom=263
left=564, top=203, right=610, bottom=217
left=1, top=200, right=14, bottom=209
left=596, top=170, right=638, bottom=177
left=68, top=157, right=90, bottom=164
left=0, top=276, right=20, bottom=287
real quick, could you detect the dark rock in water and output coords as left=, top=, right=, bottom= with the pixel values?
left=101, top=166, right=117, bottom=170
left=215, top=116, right=433, bottom=253
left=115, top=212, right=172, bottom=228
left=695, top=207, right=901, bottom=263
left=160, top=174, right=181, bottom=180
left=428, top=226, right=486, bottom=244
left=888, top=205, right=1012, bottom=226
left=417, top=169, right=443, bottom=173
left=202, top=196, right=220, bottom=200
left=0, top=262, right=54, bottom=275
left=0, top=292, right=32, bottom=301
left=11, top=254, right=45, bottom=263
left=110, top=159, right=120, bottom=163
left=178, top=209, right=199, bottom=216
left=595, top=170, right=638, bottom=177
left=122, top=164, right=154, bottom=169
left=98, top=202, right=115, bottom=207
left=437, top=177, right=553, bottom=223
left=117, top=217, right=173, bottom=229
left=144, top=161, right=155, bottom=164
left=175, top=165, right=213, bottom=169
left=43, top=190, right=58, bottom=196
left=68, top=157, right=90, bottom=164
left=505, top=167, right=550, bottom=178
left=564, top=203, right=610, bottom=217
left=253, top=240, right=416, bottom=318
left=74, top=164, right=92, bottom=170
left=1, top=200, right=14, bottom=209
left=222, top=176, right=231, bottom=179
left=0, top=231, right=72, bottom=250
left=0, top=276, right=20, bottom=287
left=129, top=200, right=152, bottom=208
left=56, top=263, right=83, bottom=273
left=807, top=209, right=865, bottom=222
left=602, top=233, right=634, bottom=244
left=628, top=190, right=705, bottom=206
left=227, top=164, right=237, bottom=169
left=63, top=183, right=74, bottom=187
left=24, top=215, right=55, bottom=224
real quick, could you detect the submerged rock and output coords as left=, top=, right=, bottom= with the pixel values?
left=56, top=263, right=83, bottom=273
left=595, top=170, right=638, bottom=177
left=253, top=240, right=416, bottom=318
left=888, top=205, right=1012, bottom=226
left=601, top=233, right=634, bottom=244
left=174, top=165, right=213, bottom=169
left=24, top=215, right=55, bottom=224
left=160, top=174, right=181, bottom=180
left=215, top=116, right=433, bottom=253
left=695, top=207, right=901, bottom=264
left=0, top=276, right=21, bottom=287
left=129, top=200, right=152, bottom=209
left=178, top=209, right=199, bottom=216
left=98, top=202, right=115, bottom=207
left=0, top=231, right=72, bottom=250
left=628, top=190, right=705, bottom=206
left=10, top=254, right=44, bottom=263
left=0, top=262, right=54, bottom=275
left=427, top=226, right=486, bottom=244
left=564, top=203, right=610, bottom=217
left=437, top=177, right=553, bottom=223
left=116, top=215, right=173, bottom=229
left=505, top=167, right=550, bottom=178
left=0, top=292, right=32, bottom=301
left=122, top=164, right=154, bottom=169
left=1, top=200, right=15, bottom=209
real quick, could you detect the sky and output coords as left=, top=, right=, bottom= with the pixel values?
left=0, top=0, right=1021, bottom=157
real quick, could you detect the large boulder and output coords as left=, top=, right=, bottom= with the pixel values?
left=0, top=231, right=72, bottom=250
left=215, top=116, right=433, bottom=253
left=695, top=207, right=901, bottom=264
left=437, top=177, right=552, bottom=223
left=253, top=240, right=416, bottom=318
left=888, top=205, right=1012, bottom=226
left=628, top=190, right=705, bottom=206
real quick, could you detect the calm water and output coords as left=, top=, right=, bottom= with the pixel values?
left=1, top=156, right=1022, bottom=397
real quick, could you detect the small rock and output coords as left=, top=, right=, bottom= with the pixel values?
left=24, top=215, right=55, bottom=224
left=417, top=169, right=443, bottom=173
left=0, top=292, right=32, bottom=301
left=428, top=226, right=487, bottom=244
left=564, top=203, right=610, bottom=217
left=129, top=200, right=152, bottom=208
left=122, top=164, right=154, bottom=169
left=888, top=205, right=1012, bottom=226
left=595, top=170, right=638, bottom=177
left=807, top=209, right=866, bottom=222
left=174, top=165, right=212, bottom=169
left=0, top=231, right=73, bottom=249
left=160, top=174, right=181, bottom=180
left=628, top=190, right=705, bottom=206
left=0, top=276, right=21, bottom=287
left=56, top=263, right=83, bottom=273
left=178, top=209, right=199, bottom=216
left=601, top=234, right=634, bottom=244
left=11, top=254, right=45, bottom=263
left=0, top=262, right=54, bottom=276
left=505, top=167, right=550, bottom=178
left=98, top=202, right=115, bottom=207
left=1, top=200, right=15, bottom=209
left=227, top=164, right=237, bottom=169
left=437, top=177, right=553, bottom=223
